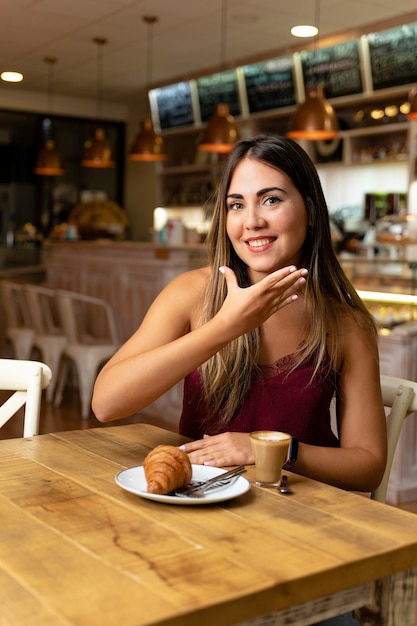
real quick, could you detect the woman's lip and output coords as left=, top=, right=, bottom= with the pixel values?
left=245, top=237, right=277, bottom=249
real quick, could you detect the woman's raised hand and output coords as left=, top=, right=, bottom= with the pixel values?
left=216, top=265, right=308, bottom=336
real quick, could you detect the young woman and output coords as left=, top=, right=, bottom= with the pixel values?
left=93, top=135, right=386, bottom=493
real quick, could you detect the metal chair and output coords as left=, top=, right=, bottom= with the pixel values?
left=22, top=283, right=67, bottom=403
left=371, top=374, right=417, bottom=503
left=53, top=289, right=120, bottom=418
left=0, top=358, right=52, bottom=437
left=0, top=279, right=35, bottom=359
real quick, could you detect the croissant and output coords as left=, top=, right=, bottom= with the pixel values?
left=144, top=445, right=192, bottom=495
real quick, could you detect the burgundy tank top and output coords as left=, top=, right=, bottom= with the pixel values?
left=179, top=353, right=339, bottom=447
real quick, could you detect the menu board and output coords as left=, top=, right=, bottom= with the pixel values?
left=301, top=40, right=363, bottom=98
left=368, top=22, right=417, bottom=90
left=152, top=82, right=194, bottom=130
left=197, top=70, right=240, bottom=122
left=243, top=57, right=296, bottom=113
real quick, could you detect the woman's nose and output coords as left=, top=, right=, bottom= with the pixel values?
left=244, top=207, right=266, bottom=229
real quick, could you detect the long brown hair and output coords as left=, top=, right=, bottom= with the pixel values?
left=199, top=135, right=376, bottom=425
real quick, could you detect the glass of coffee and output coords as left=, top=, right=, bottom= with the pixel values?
left=250, top=430, right=292, bottom=487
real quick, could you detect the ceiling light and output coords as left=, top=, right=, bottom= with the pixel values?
left=287, top=0, right=339, bottom=141
left=291, top=25, right=318, bottom=38
left=129, top=16, right=167, bottom=162
left=1, top=71, right=23, bottom=83
left=199, top=0, right=238, bottom=153
left=34, top=57, right=65, bottom=176
left=81, top=38, right=115, bottom=168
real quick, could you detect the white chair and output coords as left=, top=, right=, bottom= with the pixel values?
left=23, top=283, right=67, bottom=403
left=0, top=279, right=35, bottom=359
left=0, top=358, right=52, bottom=437
left=53, top=289, right=120, bottom=418
left=371, top=374, right=417, bottom=503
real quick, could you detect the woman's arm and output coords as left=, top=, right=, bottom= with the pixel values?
left=181, top=315, right=387, bottom=492
left=92, top=264, right=308, bottom=422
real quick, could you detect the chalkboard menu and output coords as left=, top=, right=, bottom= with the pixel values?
left=243, top=57, right=296, bottom=113
left=197, top=70, right=240, bottom=122
left=301, top=40, right=362, bottom=98
left=368, top=22, right=417, bottom=91
left=152, top=82, right=195, bottom=130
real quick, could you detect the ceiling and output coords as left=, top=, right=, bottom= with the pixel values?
left=0, top=0, right=416, bottom=106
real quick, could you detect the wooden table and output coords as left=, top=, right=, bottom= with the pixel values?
left=1, top=423, right=417, bottom=626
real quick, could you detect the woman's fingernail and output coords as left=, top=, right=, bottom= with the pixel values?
left=219, top=266, right=226, bottom=274
left=179, top=445, right=186, bottom=451
left=204, top=461, right=212, bottom=466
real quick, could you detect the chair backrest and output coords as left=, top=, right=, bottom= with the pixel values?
left=0, top=359, right=52, bottom=437
left=371, top=374, right=417, bottom=503
left=55, top=289, right=119, bottom=345
left=23, top=283, right=62, bottom=336
left=0, top=279, right=32, bottom=329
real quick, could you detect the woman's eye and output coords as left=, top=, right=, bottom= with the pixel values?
left=264, top=195, right=280, bottom=206
left=227, top=201, right=243, bottom=211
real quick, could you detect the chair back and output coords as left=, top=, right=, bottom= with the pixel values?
left=55, top=289, right=119, bottom=345
left=23, top=283, right=62, bottom=336
left=0, top=279, right=35, bottom=359
left=0, top=279, right=32, bottom=329
left=372, top=374, right=417, bottom=503
left=0, top=358, right=52, bottom=437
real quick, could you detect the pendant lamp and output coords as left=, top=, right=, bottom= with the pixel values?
left=129, top=16, right=167, bottom=162
left=408, top=88, right=417, bottom=120
left=287, top=0, right=339, bottom=140
left=199, top=0, right=238, bottom=153
left=34, top=57, right=65, bottom=176
left=81, top=38, right=115, bottom=168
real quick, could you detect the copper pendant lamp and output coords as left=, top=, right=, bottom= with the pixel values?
left=408, top=88, right=417, bottom=120
left=287, top=0, right=339, bottom=141
left=81, top=38, right=115, bottom=168
left=34, top=57, right=65, bottom=176
left=129, top=16, right=167, bottom=162
left=199, top=0, right=238, bottom=153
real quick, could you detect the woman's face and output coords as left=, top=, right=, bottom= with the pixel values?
left=225, top=157, right=309, bottom=283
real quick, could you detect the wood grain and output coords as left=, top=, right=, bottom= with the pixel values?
left=1, top=424, right=417, bottom=626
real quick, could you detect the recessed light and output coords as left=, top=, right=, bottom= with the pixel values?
left=1, top=71, right=23, bottom=83
left=291, top=25, right=318, bottom=38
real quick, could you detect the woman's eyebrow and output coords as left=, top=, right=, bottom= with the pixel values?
left=226, top=186, right=287, bottom=200
left=257, top=186, right=286, bottom=196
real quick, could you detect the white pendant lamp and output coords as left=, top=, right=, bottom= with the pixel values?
left=81, top=38, right=115, bottom=168
left=129, top=16, right=167, bottom=162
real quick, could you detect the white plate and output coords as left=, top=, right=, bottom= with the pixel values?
left=115, top=464, right=251, bottom=505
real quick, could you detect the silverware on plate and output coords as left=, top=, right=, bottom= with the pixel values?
left=171, top=465, right=247, bottom=498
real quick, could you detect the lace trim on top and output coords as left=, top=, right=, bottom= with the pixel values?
left=259, top=352, right=298, bottom=379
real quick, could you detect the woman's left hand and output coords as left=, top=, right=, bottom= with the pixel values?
left=179, top=432, right=254, bottom=466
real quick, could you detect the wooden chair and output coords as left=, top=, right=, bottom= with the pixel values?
left=0, top=358, right=52, bottom=437
left=22, top=283, right=67, bottom=403
left=371, top=374, right=417, bottom=503
left=0, top=279, right=35, bottom=359
left=53, top=289, right=120, bottom=418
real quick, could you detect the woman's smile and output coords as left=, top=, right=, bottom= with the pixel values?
left=244, top=236, right=277, bottom=250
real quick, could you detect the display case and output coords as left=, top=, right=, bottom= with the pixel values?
left=340, top=255, right=417, bottom=504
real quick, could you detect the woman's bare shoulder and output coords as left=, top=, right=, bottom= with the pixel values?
left=166, top=265, right=211, bottom=294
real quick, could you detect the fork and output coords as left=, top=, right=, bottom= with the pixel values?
left=172, top=465, right=247, bottom=498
